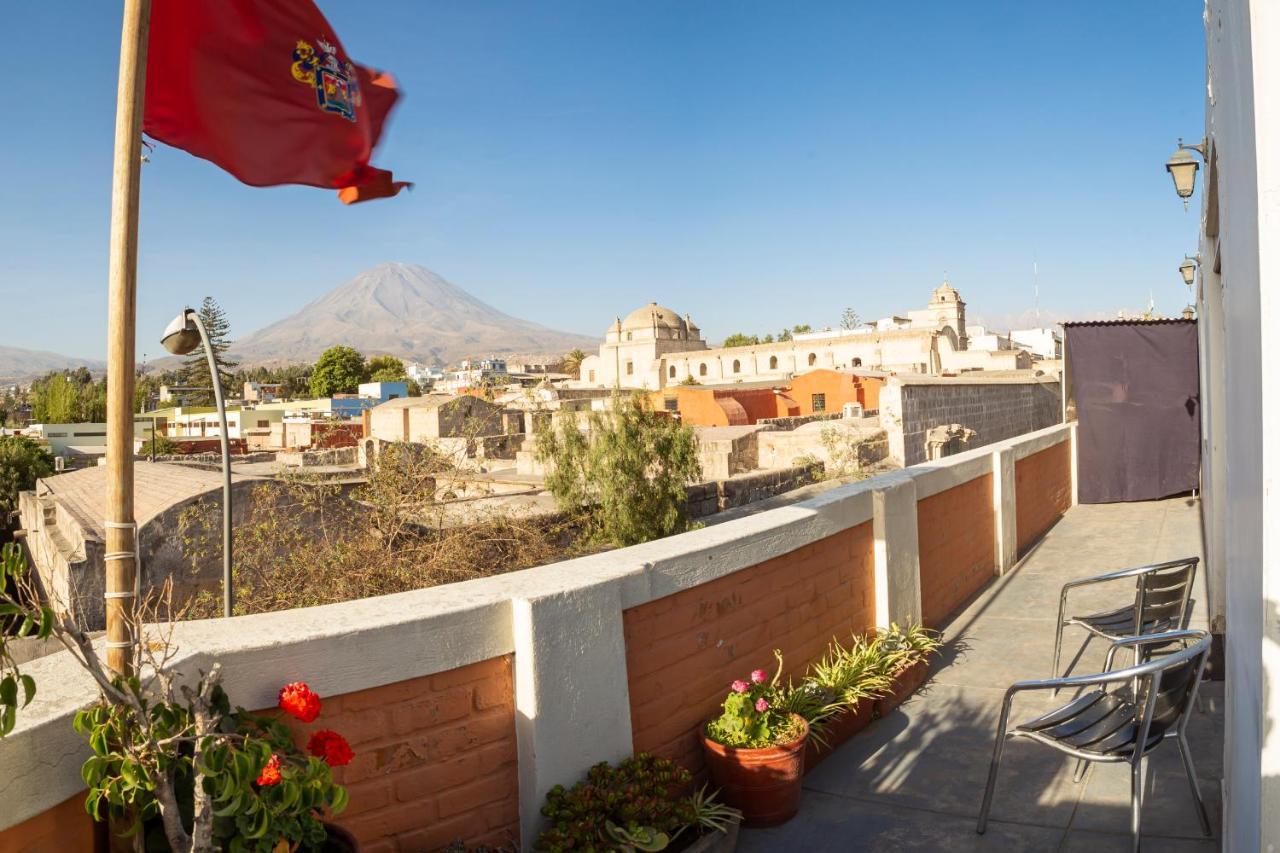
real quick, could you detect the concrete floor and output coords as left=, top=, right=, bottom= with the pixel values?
left=740, top=497, right=1223, bottom=852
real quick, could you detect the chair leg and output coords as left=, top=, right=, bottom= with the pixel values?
left=1073, top=756, right=1089, bottom=783
left=1177, top=733, right=1212, bottom=836
left=1130, top=757, right=1145, bottom=853
left=1052, top=618, right=1065, bottom=687
left=976, top=733, right=1009, bottom=834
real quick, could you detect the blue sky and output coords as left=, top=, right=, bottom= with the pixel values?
left=0, top=1, right=1204, bottom=361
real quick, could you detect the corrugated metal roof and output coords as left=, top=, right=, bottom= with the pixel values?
left=1060, top=318, right=1195, bottom=327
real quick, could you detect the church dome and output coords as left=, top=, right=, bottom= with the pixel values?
left=621, top=302, right=687, bottom=331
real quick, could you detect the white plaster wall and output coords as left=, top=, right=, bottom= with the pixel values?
left=1200, top=2, right=1280, bottom=849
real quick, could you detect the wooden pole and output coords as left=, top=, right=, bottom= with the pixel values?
left=105, top=0, right=152, bottom=678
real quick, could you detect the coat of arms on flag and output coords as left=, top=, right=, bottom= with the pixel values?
left=291, top=38, right=362, bottom=122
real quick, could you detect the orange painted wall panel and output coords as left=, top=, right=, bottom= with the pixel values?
left=0, top=792, right=98, bottom=853
left=917, top=475, right=995, bottom=627
left=1015, top=442, right=1072, bottom=554
left=623, top=523, right=876, bottom=775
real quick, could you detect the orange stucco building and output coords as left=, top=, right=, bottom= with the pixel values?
left=652, top=369, right=884, bottom=427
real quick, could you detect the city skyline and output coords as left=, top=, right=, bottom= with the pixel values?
left=0, top=1, right=1204, bottom=360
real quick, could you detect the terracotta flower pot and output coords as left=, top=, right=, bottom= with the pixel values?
left=873, top=658, right=930, bottom=717
left=319, top=823, right=361, bottom=852
left=700, top=714, right=809, bottom=827
left=803, top=696, right=874, bottom=770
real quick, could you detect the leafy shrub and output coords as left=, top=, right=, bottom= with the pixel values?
left=0, top=435, right=53, bottom=516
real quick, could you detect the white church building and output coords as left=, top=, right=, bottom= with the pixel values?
left=577, top=282, right=1028, bottom=390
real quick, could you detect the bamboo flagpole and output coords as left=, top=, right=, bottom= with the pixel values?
left=104, top=0, right=152, bottom=678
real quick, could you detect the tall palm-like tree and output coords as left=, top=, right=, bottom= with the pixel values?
left=562, top=348, right=587, bottom=379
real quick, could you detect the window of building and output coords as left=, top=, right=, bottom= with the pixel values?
left=663, top=397, right=678, bottom=412
left=852, top=357, right=862, bottom=367
left=669, top=366, right=676, bottom=379
left=769, top=356, right=778, bottom=370
left=808, top=353, right=817, bottom=367
left=732, top=359, right=741, bottom=374
left=257, top=420, right=269, bottom=428
left=588, top=370, right=596, bottom=382
left=625, top=361, right=634, bottom=376
left=812, top=393, right=826, bottom=412
left=626, top=332, right=633, bottom=341
left=699, top=363, right=708, bottom=377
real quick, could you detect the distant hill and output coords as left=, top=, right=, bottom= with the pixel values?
left=0, top=346, right=105, bottom=384
left=228, top=262, right=596, bottom=368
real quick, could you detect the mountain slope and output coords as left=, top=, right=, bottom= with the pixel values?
left=0, top=346, right=105, bottom=383
left=230, top=262, right=596, bottom=367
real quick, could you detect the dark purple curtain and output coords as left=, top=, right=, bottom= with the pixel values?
left=1066, top=321, right=1201, bottom=504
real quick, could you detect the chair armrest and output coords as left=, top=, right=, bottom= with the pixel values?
left=1102, top=628, right=1209, bottom=672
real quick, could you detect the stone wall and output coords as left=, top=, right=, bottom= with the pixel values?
left=880, top=377, right=1061, bottom=466
left=685, top=463, right=824, bottom=518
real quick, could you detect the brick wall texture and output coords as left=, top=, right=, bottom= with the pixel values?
left=892, top=380, right=1061, bottom=466
left=1015, top=442, right=1072, bottom=554
left=278, top=655, right=520, bottom=853
left=917, top=474, right=995, bottom=627
left=0, top=791, right=97, bottom=852
left=623, top=523, right=876, bottom=775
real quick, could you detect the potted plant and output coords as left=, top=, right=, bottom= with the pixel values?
left=794, top=634, right=894, bottom=768
left=536, top=753, right=741, bottom=852
left=700, top=652, right=808, bottom=827
left=871, top=623, right=943, bottom=716
left=0, top=543, right=356, bottom=852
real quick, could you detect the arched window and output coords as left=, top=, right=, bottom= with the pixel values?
left=852, top=357, right=862, bottom=367
left=769, top=356, right=778, bottom=370
left=732, top=359, right=741, bottom=374
left=669, top=365, right=676, bottom=379
left=699, top=363, right=708, bottom=377
left=807, top=353, right=817, bottom=367
left=625, top=360, right=634, bottom=376
left=626, top=332, right=633, bottom=341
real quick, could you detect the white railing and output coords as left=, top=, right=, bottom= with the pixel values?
left=0, top=422, right=1076, bottom=846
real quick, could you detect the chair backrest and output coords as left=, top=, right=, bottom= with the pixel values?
left=1129, top=631, right=1210, bottom=743
left=1133, top=558, right=1197, bottom=636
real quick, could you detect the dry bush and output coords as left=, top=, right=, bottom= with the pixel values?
left=181, top=449, right=587, bottom=619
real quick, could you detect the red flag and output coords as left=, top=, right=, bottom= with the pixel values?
left=144, top=0, right=408, bottom=204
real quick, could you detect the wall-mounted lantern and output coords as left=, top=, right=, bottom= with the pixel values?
left=1165, top=138, right=1208, bottom=210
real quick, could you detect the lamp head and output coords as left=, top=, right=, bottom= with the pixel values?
left=1165, top=145, right=1200, bottom=203
left=1178, top=257, right=1198, bottom=287
left=160, top=308, right=201, bottom=355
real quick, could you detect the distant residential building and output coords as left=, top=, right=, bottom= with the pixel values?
left=365, top=394, right=504, bottom=442
left=357, top=380, right=408, bottom=401
left=438, top=358, right=509, bottom=391
left=22, top=421, right=156, bottom=459
left=243, top=382, right=283, bottom=403
left=158, top=384, right=205, bottom=406
left=1008, top=328, right=1062, bottom=359
left=405, top=362, right=445, bottom=385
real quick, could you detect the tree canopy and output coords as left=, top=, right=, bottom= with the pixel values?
left=0, top=435, right=54, bottom=515
left=178, top=297, right=238, bottom=406
left=309, top=346, right=367, bottom=397
left=535, top=394, right=701, bottom=547
left=29, top=370, right=105, bottom=423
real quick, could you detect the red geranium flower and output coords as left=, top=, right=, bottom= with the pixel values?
left=307, top=729, right=355, bottom=767
left=278, top=682, right=322, bottom=723
left=256, top=754, right=282, bottom=787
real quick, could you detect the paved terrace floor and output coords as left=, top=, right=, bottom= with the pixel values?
left=741, top=497, right=1222, bottom=852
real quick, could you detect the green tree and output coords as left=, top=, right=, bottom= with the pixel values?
left=721, top=333, right=761, bottom=348
left=29, top=371, right=105, bottom=423
left=0, top=435, right=54, bottom=515
left=561, top=348, right=587, bottom=379
left=364, top=355, right=421, bottom=395
left=309, top=346, right=367, bottom=397
left=840, top=308, right=861, bottom=330
left=792, top=323, right=813, bottom=334
left=178, top=297, right=239, bottom=405
left=535, top=394, right=701, bottom=547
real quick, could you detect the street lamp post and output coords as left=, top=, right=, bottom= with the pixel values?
left=161, top=308, right=234, bottom=617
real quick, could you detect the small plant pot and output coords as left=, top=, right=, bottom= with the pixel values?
left=873, top=658, right=930, bottom=716
left=679, top=816, right=741, bottom=853
left=804, top=697, right=874, bottom=770
left=320, top=823, right=361, bottom=852
left=700, top=714, right=809, bottom=828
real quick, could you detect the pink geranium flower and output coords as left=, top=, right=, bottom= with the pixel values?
left=750, top=669, right=768, bottom=684
left=731, top=680, right=749, bottom=694
left=755, top=698, right=770, bottom=713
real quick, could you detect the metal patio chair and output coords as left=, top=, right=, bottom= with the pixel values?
left=976, top=629, right=1212, bottom=852
left=1051, top=557, right=1199, bottom=685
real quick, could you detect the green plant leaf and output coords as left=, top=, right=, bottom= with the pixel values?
left=0, top=676, right=16, bottom=706
left=18, top=675, right=35, bottom=708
